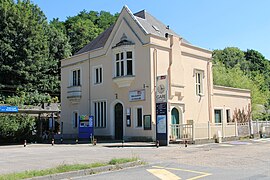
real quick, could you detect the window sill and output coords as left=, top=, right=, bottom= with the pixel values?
left=113, top=75, right=135, bottom=88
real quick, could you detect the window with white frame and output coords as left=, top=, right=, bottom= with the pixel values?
left=214, top=109, right=222, bottom=123
left=94, top=66, right=102, bottom=84
left=195, top=70, right=203, bottom=95
left=72, top=111, right=78, bottom=128
left=134, top=107, right=143, bottom=128
left=94, top=101, right=107, bottom=128
left=115, top=50, right=134, bottom=77
left=72, top=69, right=81, bottom=86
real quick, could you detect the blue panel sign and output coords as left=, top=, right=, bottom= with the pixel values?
left=0, top=106, right=18, bottom=113
left=78, top=115, right=94, bottom=139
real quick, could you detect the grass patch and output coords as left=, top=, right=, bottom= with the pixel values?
left=108, top=157, right=138, bottom=165
left=0, top=158, right=139, bottom=180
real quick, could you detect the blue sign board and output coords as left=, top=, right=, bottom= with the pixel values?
left=0, top=106, right=18, bottom=113
left=78, top=115, right=94, bottom=139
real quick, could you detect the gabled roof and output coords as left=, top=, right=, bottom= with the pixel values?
left=75, top=6, right=190, bottom=55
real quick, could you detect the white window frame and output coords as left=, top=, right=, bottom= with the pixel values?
left=72, top=111, right=79, bottom=128
left=113, top=47, right=135, bottom=78
left=214, top=109, right=223, bottom=124
left=133, top=106, right=143, bottom=128
left=69, top=67, right=82, bottom=87
left=93, top=100, right=107, bottom=128
left=93, top=65, right=103, bottom=85
left=194, top=69, right=204, bottom=96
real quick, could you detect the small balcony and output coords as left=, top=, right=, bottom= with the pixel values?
left=67, top=86, right=82, bottom=103
left=113, top=75, right=135, bottom=88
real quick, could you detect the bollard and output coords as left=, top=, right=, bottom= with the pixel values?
left=185, top=140, right=188, bottom=147
left=156, top=140, right=159, bottom=148
left=51, top=139, right=54, bottom=146
left=93, top=139, right=97, bottom=146
left=24, top=140, right=27, bottom=147
left=122, top=140, right=124, bottom=148
left=76, top=139, right=78, bottom=144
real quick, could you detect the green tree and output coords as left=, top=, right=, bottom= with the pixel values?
left=0, top=0, right=71, bottom=100
left=0, top=114, right=36, bottom=143
left=213, top=47, right=250, bottom=71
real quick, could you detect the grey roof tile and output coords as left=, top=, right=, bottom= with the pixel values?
left=75, top=8, right=190, bottom=55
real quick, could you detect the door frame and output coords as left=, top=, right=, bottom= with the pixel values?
left=110, top=100, right=125, bottom=139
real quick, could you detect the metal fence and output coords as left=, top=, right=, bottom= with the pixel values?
left=252, top=120, right=270, bottom=137
left=170, top=121, right=254, bottom=141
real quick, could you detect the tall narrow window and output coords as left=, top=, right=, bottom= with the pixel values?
left=94, top=66, right=103, bottom=84
left=126, top=51, right=133, bottom=75
left=195, top=71, right=203, bottom=95
left=94, top=101, right=107, bottom=128
left=135, top=107, right=143, bottom=127
left=73, top=112, right=78, bottom=128
left=226, top=109, right=231, bottom=123
left=72, top=69, right=81, bottom=86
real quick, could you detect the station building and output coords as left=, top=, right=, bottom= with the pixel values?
left=60, top=6, right=251, bottom=141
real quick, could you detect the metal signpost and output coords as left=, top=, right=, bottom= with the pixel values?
left=156, top=76, right=168, bottom=146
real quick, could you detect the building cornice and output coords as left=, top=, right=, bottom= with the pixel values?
left=181, top=42, right=212, bottom=54
left=213, top=85, right=251, bottom=93
left=181, top=51, right=211, bottom=62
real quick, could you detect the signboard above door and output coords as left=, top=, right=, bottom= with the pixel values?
left=129, top=89, right=145, bottom=101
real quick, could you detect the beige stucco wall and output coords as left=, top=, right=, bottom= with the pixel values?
left=213, top=85, right=251, bottom=123
left=61, top=7, right=154, bottom=139
left=60, top=6, right=251, bottom=141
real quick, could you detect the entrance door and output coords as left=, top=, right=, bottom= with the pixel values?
left=171, top=108, right=180, bottom=139
left=114, top=103, right=123, bottom=140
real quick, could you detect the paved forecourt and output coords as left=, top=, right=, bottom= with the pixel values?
left=0, top=139, right=270, bottom=179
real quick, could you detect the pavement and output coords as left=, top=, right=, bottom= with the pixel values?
left=0, top=138, right=270, bottom=179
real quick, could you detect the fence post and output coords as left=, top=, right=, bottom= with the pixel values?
left=235, top=120, right=238, bottom=137
left=192, top=121, right=195, bottom=141
left=256, top=120, right=259, bottom=135
left=222, top=121, right=225, bottom=138
left=208, top=121, right=211, bottom=139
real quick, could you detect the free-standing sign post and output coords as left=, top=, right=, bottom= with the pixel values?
left=156, top=75, right=168, bottom=146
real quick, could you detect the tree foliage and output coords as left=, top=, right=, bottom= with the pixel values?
left=0, top=114, right=36, bottom=142
left=0, top=0, right=71, bottom=101
left=213, top=47, right=270, bottom=120
left=59, top=10, right=118, bottom=54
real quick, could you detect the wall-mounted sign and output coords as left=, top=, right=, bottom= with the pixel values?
left=156, top=76, right=167, bottom=103
left=0, top=106, right=18, bottom=113
left=129, top=89, right=145, bottom=101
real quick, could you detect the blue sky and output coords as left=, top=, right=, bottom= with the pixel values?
left=32, top=0, right=270, bottom=60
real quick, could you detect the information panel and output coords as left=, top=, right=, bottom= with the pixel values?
left=156, top=102, right=168, bottom=146
left=78, top=115, right=94, bottom=139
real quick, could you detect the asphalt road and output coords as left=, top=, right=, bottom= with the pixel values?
left=1, top=138, right=270, bottom=179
